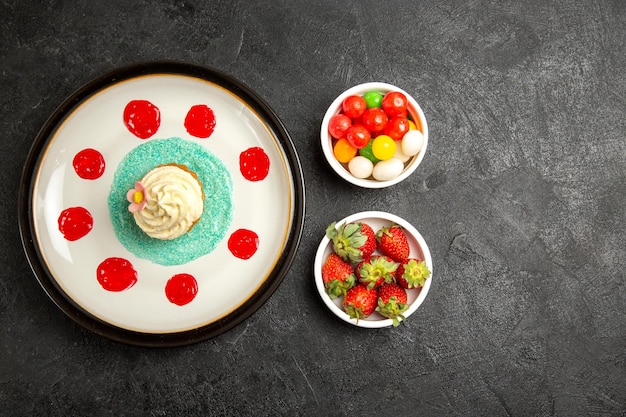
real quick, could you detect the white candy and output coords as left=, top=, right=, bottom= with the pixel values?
left=372, top=158, right=404, bottom=181
left=401, top=130, right=424, bottom=156
left=348, top=156, right=374, bottom=179
left=393, top=142, right=412, bottom=163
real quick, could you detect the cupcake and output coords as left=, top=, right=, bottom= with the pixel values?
left=127, top=164, right=204, bottom=240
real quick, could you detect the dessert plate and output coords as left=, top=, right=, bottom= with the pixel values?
left=18, top=62, right=305, bottom=347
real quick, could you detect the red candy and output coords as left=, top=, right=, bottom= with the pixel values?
left=328, top=114, right=352, bottom=139
left=382, top=92, right=408, bottom=118
left=383, top=117, right=411, bottom=141
left=346, top=125, right=371, bottom=149
left=342, top=95, right=367, bottom=119
left=361, top=108, right=388, bottom=133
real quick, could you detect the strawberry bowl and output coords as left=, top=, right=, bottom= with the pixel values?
left=314, top=211, right=433, bottom=328
left=320, top=82, right=428, bottom=188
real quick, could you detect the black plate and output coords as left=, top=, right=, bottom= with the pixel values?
left=18, top=61, right=305, bottom=347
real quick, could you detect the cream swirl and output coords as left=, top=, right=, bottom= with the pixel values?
left=133, top=165, right=204, bottom=240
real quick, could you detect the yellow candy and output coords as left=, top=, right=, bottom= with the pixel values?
left=408, top=120, right=417, bottom=130
left=371, top=135, right=396, bottom=161
left=333, top=138, right=357, bottom=163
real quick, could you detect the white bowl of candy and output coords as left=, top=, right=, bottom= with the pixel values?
left=320, top=82, right=428, bottom=188
left=314, top=211, right=433, bottom=328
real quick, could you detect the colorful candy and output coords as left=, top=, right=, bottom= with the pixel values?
left=381, top=92, right=408, bottom=118
left=334, top=138, right=358, bottom=163
left=371, top=135, right=396, bottom=161
left=362, top=91, right=384, bottom=108
left=372, top=158, right=404, bottom=181
left=328, top=89, right=423, bottom=182
left=383, top=117, right=410, bottom=141
left=348, top=156, right=374, bottom=179
left=328, top=114, right=352, bottom=139
left=401, top=130, right=425, bottom=156
left=342, top=95, right=367, bottom=119
left=393, top=143, right=412, bottom=163
left=346, top=125, right=371, bottom=149
left=359, top=140, right=380, bottom=163
left=361, top=108, right=388, bottom=133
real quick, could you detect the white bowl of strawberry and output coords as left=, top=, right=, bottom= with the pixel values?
left=320, top=82, right=428, bottom=188
left=314, top=211, right=432, bottom=328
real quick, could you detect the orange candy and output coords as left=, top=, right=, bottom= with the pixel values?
left=333, top=138, right=357, bottom=163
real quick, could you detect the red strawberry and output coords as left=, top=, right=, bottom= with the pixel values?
left=376, top=224, right=410, bottom=262
left=326, top=221, right=376, bottom=263
left=376, top=283, right=409, bottom=327
left=355, top=255, right=398, bottom=289
left=321, top=253, right=357, bottom=298
left=343, top=284, right=378, bottom=320
left=396, top=258, right=431, bottom=289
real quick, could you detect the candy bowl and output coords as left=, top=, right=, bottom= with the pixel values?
left=314, top=211, right=433, bottom=328
left=320, top=82, right=428, bottom=188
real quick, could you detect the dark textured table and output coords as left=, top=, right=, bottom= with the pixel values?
left=2, top=1, right=624, bottom=416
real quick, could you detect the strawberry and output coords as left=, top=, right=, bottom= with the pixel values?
left=396, top=258, right=431, bottom=289
left=376, top=224, right=410, bottom=262
left=326, top=221, right=376, bottom=264
left=343, top=284, right=378, bottom=320
left=355, top=255, right=398, bottom=289
left=376, top=283, right=409, bottom=327
left=321, top=253, right=356, bottom=298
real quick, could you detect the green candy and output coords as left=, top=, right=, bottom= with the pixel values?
left=359, top=139, right=381, bottom=163
left=362, top=91, right=383, bottom=108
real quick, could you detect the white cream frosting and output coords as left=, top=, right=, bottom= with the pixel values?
left=134, top=165, right=203, bottom=240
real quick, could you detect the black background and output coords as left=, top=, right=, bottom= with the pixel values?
left=2, top=1, right=624, bottom=416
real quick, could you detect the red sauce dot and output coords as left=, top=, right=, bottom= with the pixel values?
left=72, top=148, right=105, bottom=180
left=58, top=207, right=93, bottom=241
left=123, top=100, right=161, bottom=139
left=228, top=229, right=259, bottom=260
left=165, top=273, right=198, bottom=306
left=184, top=104, right=216, bottom=138
left=239, top=147, right=270, bottom=181
left=96, top=257, right=138, bottom=292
